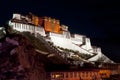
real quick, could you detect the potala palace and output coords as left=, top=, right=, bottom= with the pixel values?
left=8, top=13, right=114, bottom=63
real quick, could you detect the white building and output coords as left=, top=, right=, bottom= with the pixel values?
left=9, top=13, right=46, bottom=37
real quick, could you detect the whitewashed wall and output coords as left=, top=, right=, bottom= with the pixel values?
left=88, top=48, right=102, bottom=61
left=35, top=27, right=46, bottom=36
left=13, top=14, right=21, bottom=20
left=71, top=34, right=84, bottom=46
left=50, top=32, right=93, bottom=54
left=9, top=21, right=46, bottom=36
left=71, top=38, right=83, bottom=45
left=81, top=38, right=93, bottom=50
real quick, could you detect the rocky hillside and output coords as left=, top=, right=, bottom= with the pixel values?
left=0, top=27, right=47, bottom=80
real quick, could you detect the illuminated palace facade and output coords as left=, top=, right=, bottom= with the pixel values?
left=9, top=13, right=113, bottom=63
left=8, top=13, right=120, bottom=80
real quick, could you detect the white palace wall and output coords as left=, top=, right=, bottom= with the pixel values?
left=9, top=21, right=46, bottom=36
left=49, top=32, right=93, bottom=55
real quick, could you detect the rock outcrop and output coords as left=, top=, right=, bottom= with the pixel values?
left=0, top=33, right=46, bottom=80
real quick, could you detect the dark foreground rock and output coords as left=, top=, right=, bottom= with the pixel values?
left=0, top=34, right=46, bottom=80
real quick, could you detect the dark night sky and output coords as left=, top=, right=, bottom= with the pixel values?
left=0, top=0, right=120, bottom=62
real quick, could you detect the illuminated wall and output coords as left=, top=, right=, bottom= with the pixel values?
left=9, top=21, right=46, bottom=36
left=43, top=17, right=60, bottom=33
left=49, top=32, right=92, bottom=54
left=30, top=14, right=61, bottom=33
left=31, top=15, right=39, bottom=26
left=99, top=69, right=111, bottom=78
left=50, top=70, right=101, bottom=80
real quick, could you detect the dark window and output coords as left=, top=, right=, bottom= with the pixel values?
left=15, top=23, right=16, bottom=28
left=86, top=72, right=88, bottom=77
left=82, top=72, right=84, bottom=77
left=70, top=72, right=73, bottom=78
left=74, top=72, right=77, bottom=77
left=65, top=73, right=68, bottom=78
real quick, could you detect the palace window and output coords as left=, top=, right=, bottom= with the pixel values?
left=86, top=72, right=88, bottom=77
left=74, top=72, right=77, bottom=78
left=70, top=72, right=73, bottom=78
left=65, top=72, right=68, bottom=78
left=23, top=24, right=25, bottom=29
left=15, top=23, right=17, bottom=28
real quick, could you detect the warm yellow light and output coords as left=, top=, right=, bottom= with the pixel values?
left=55, top=74, right=61, bottom=78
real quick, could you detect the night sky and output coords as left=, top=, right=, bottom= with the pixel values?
left=0, top=0, right=120, bottom=62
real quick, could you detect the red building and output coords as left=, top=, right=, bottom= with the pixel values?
left=29, top=13, right=61, bottom=33
left=43, top=17, right=60, bottom=33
